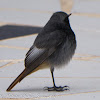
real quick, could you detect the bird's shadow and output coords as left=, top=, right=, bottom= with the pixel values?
left=11, top=87, right=47, bottom=92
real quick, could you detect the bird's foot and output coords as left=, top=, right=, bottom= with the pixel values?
left=44, top=86, right=69, bottom=91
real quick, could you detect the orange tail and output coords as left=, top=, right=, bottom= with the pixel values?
left=6, top=62, right=49, bottom=91
left=6, top=69, right=27, bottom=91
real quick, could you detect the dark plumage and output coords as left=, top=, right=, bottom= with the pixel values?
left=7, top=11, right=76, bottom=91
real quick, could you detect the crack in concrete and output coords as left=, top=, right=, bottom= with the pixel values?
left=0, top=62, right=15, bottom=69
left=0, top=33, right=38, bottom=42
left=0, top=45, right=29, bottom=50
left=0, top=59, right=24, bottom=63
left=0, top=59, right=24, bottom=69
left=73, top=13, right=100, bottom=18
left=0, top=8, right=53, bottom=14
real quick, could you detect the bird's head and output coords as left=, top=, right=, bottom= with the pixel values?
left=50, top=11, right=72, bottom=25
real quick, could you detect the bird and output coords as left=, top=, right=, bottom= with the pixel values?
left=6, top=11, right=76, bottom=92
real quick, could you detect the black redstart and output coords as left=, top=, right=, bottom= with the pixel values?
left=7, top=11, right=76, bottom=91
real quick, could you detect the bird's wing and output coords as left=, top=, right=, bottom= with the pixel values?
left=25, top=29, right=66, bottom=68
left=7, top=47, right=55, bottom=91
left=26, top=45, right=35, bottom=56
left=6, top=30, right=65, bottom=91
left=34, top=30, right=66, bottom=48
left=25, top=46, right=54, bottom=68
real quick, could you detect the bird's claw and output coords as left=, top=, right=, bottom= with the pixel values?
left=44, top=85, right=69, bottom=91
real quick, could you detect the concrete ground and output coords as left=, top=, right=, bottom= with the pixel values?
left=0, top=0, right=100, bottom=99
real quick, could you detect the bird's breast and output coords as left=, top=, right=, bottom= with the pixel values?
left=48, top=37, right=76, bottom=68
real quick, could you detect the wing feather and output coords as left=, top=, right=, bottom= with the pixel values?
left=25, top=46, right=47, bottom=68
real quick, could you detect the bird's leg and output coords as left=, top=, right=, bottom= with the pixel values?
left=44, top=67, right=69, bottom=91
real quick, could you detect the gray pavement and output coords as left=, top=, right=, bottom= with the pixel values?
left=0, top=0, right=100, bottom=99
left=72, top=0, right=100, bottom=14
left=0, top=0, right=61, bottom=26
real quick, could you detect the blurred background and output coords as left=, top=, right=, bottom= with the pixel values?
left=0, top=0, right=100, bottom=99
left=0, top=0, right=72, bottom=40
left=0, top=0, right=100, bottom=40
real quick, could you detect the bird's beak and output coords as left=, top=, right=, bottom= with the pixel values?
left=68, top=13, right=72, bottom=17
